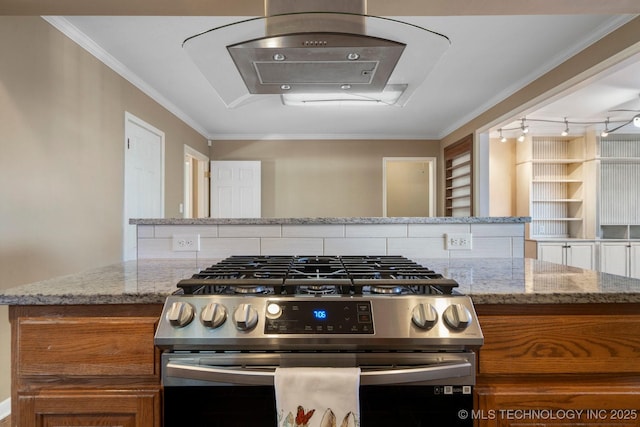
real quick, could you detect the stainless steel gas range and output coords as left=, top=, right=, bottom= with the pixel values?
left=155, top=255, right=483, bottom=426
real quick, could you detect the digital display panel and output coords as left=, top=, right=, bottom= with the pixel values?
left=313, top=309, right=327, bottom=320
left=264, top=300, right=373, bottom=334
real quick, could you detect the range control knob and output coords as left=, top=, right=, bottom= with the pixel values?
left=233, top=303, right=259, bottom=331
left=167, top=301, right=195, bottom=328
left=200, top=302, right=227, bottom=329
left=443, top=304, right=472, bottom=330
left=411, top=303, right=438, bottom=330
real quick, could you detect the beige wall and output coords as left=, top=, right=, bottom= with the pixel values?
left=0, top=16, right=207, bottom=401
left=210, top=140, right=439, bottom=217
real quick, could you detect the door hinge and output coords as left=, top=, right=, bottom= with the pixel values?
left=127, top=138, right=130, bottom=149
left=205, top=171, right=211, bottom=178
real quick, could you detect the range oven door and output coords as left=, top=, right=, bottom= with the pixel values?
left=162, top=352, right=475, bottom=426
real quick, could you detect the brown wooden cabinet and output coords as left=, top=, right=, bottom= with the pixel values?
left=475, top=304, right=640, bottom=427
left=10, top=305, right=163, bottom=427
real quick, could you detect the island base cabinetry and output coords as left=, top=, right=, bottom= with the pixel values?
left=10, top=305, right=163, bottom=427
left=475, top=305, right=640, bottom=427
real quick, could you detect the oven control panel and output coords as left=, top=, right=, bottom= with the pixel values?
left=264, top=300, right=374, bottom=334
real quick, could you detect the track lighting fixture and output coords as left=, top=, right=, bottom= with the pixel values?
left=497, top=115, right=638, bottom=140
left=561, top=118, right=569, bottom=136
left=601, top=118, right=609, bottom=138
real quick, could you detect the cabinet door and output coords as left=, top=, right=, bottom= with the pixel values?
left=629, top=243, right=640, bottom=279
left=17, top=389, right=160, bottom=427
left=537, top=243, right=565, bottom=265
left=565, top=242, right=594, bottom=270
left=476, top=385, right=640, bottom=427
left=600, top=242, right=629, bottom=277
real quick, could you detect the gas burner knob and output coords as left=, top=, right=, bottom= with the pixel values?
left=233, top=303, right=259, bottom=331
left=200, top=302, right=227, bottom=329
left=411, top=303, right=438, bottom=330
left=167, top=301, right=195, bottom=328
left=443, top=304, right=472, bottom=330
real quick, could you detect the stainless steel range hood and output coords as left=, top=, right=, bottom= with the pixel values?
left=227, top=32, right=405, bottom=95
left=183, top=0, right=450, bottom=108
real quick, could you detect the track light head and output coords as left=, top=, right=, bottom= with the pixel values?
left=561, top=118, right=569, bottom=136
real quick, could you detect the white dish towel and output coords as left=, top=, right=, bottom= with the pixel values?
left=275, top=367, right=361, bottom=427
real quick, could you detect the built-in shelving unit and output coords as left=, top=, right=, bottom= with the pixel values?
left=517, top=135, right=585, bottom=238
left=445, top=135, right=473, bottom=217
left=599, top=134, right=640, bottom=239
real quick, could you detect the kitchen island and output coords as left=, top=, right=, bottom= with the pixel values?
left=130, top=216, right=529, bottom=260
left=1, top=257, right=639, bottom=426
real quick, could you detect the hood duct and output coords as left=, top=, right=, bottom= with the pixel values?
left=183, top=0, right=450, bottom=108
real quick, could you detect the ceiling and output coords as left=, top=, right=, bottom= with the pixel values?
left=46, top=13, right=640, bottom=140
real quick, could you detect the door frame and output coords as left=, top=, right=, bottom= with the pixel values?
left=382, top=157, right=436, bottom=217
left=123, top=112, right=165, bottom=260
left=183, top=144, right=210, bottom=218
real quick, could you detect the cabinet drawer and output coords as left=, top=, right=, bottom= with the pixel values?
left=17, top=317, right=158, bottom=377
left=478, top=315, right=640, bottom=375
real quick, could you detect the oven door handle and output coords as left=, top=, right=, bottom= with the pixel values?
left=165, top=361, right=473, bottom=386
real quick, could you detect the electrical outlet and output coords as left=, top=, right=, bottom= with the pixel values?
left=172, top=234, right=200, bottom=252
left=445, top=233, right=472, bottom=250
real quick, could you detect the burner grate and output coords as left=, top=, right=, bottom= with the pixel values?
left=176, top=255, right=458, bottom=295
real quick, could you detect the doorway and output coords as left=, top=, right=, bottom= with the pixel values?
left=123, top=112, right=165, bottom=260
left=184, top=145, right=210, bottom=218
left=383, top=157, right=436, bottom=217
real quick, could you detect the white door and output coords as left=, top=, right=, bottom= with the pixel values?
left=124, top=113, right=164, bottom=260
left=210, top=161, right=261, bottom=218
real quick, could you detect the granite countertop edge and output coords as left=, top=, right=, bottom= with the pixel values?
left=2, top=258, right=639, bottom=306
left=130, top=216, right=531, bottom=225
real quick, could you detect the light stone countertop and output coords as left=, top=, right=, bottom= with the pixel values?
left=1, top=258, right=639, bottom=306
left=130, top=216, right=530, bottom=225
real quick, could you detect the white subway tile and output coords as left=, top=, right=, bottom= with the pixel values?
left=137, top=238, right=195, bottom=259
left=199, top=238, right=261, bottom=258
left=324, top=238, right=387, bottom=255
left=218, top=225, right=281, bottom=238
left=137, top=225, right=154, bottom=238
left=154, top=225, right=218, bottom=238
left=450, top=237, right=512, bottom=258
left=282, top=224, right=345, bottom=238
left=387, top=238, right=449, bottom=258
left=408, top=224, right=470, bottom=237
left=261, top=238, right=323, bottom=255
left=470, top=223, right=525, bottom=237
left=511, top=237, right=525, bottom=257
left=345, top=224, right=407, bottom=237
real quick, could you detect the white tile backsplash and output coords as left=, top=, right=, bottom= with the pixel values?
left=137, top=225, right=154, bottom=238
left=282, top=224, right=345, bottom=237
left=218, top=225, right=281, bottom=238
left=345, top=224, right=407, bottom=237
left=261, top=238, right=324, bottom=255
left=137, top=238, right=195, bottom=259
left=408, top=224, right=470, bottom=237
left=199, top=238, right=261, bottom=258
left=471, top=223, right=525, bottom=237
left=136, top=223, right=525, bottom=259
left=324, top=238, right=387, bottom=255
left=388, top=237, right=449, bottom=258
left=154, top=225, right=218, bottom=238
